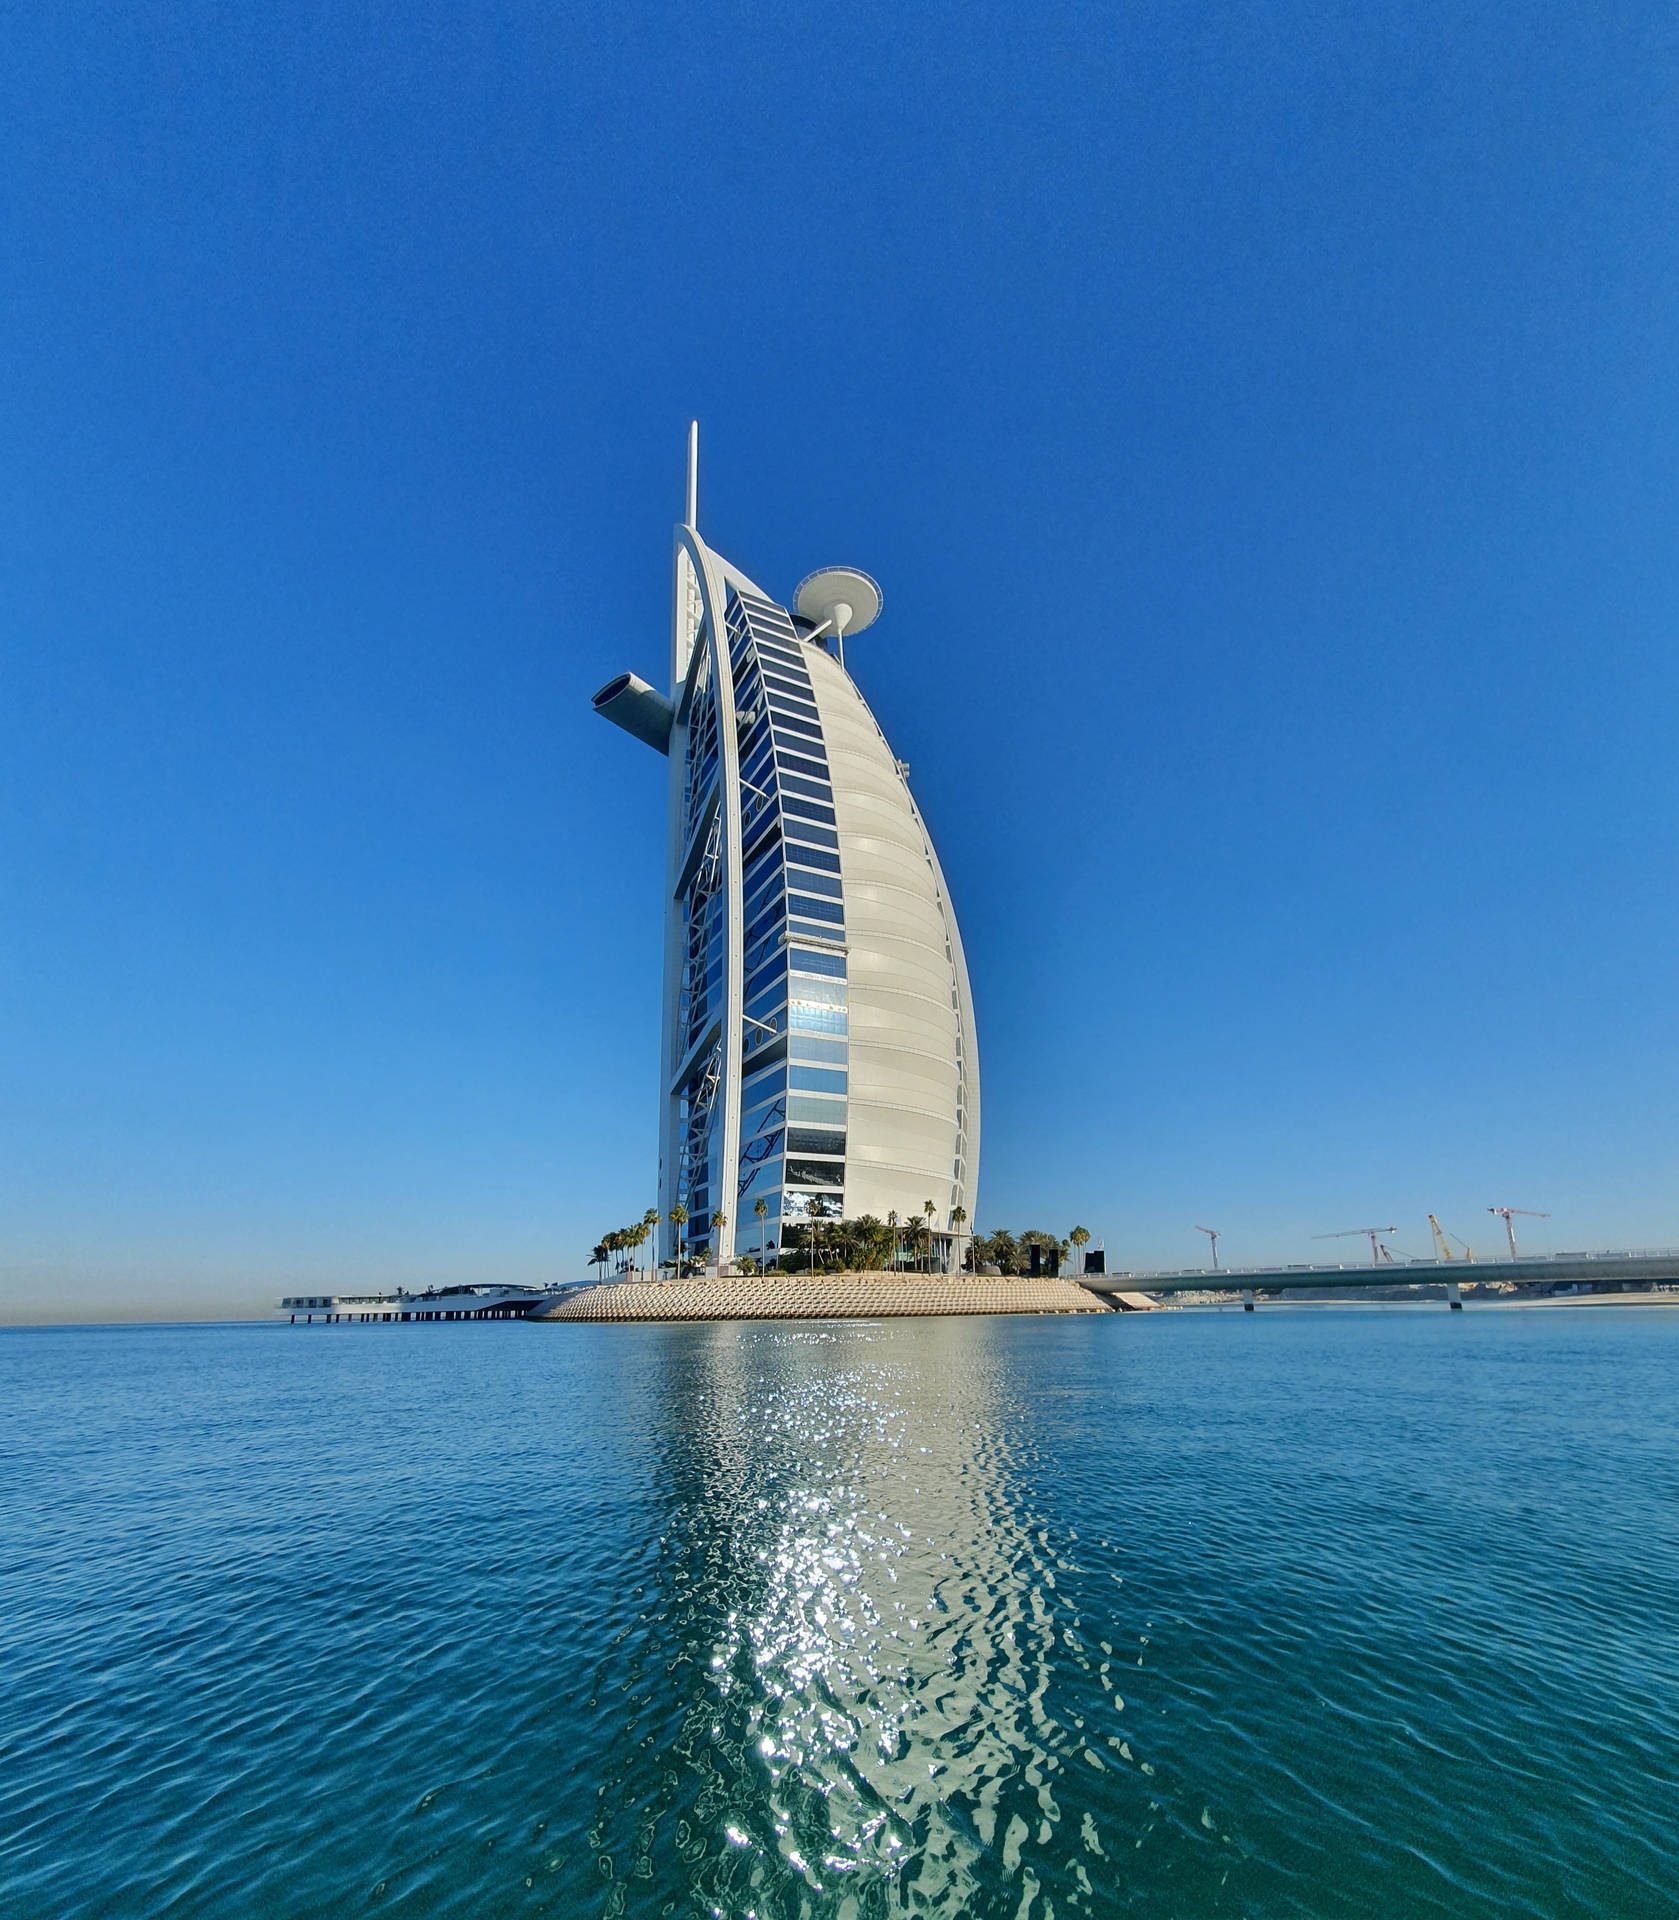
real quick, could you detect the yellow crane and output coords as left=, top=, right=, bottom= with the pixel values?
left=1427, top=1215, right=1474, bottom=1263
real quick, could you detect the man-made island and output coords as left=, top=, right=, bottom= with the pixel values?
left=532, top=1274, right=1116, bottom=1321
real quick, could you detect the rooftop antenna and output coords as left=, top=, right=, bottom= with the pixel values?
left=795, top=566, right=882, bottom=672
left=685, top=420, right=699, bottom=530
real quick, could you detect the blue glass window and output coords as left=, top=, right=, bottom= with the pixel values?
left=767, top=703, right=821, bottom=733
left=789, top=894, right=844, bottom=923
left=785, top=844, right=840, bottom=874
left=737, top=1158, right=781, bottom=1204
left=743, top=1062, right=787, bottom=1108
left=781, top=797, right=836, bottom=826
left=743, top=842, right=781, bottom=893
left=746, top=977, right=787, bottom=1021
left=742, top=867, right=782, bottom=921
left=790, top=1003, right=846, bottom=1034
left=788, top=973, right=844, bottom=1005
left=742, top=1032, right=787, bottom=1075
left=783, top=823, right=839, bottom=853
left=740, top=1096, right=785, bottom=1142
left=790, top=1035, right=847, bottom=1065
left=790, top=950, right=846, bottom=979
left=745, top=952, right=788, bottom=1002
left=791, top=1066, right=848, bottom=1094
left=744, top=896, right=786, bottom=945
left=743, top=814, right=782, bottom=861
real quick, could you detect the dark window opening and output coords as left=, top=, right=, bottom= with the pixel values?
left=786, top=1128, right=846, bottom=1156
left=785, top=1159, right=845, bottom=1189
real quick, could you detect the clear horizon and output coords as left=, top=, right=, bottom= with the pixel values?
left=5, top=2, right=1677, bottom=1324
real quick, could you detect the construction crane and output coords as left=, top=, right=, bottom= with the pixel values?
left=1314, top=1226, right=1398, bottom=1267
left=1194, top=1225, right=1221, bottom=1271
left=1427, top=1214, right=1474, bottom=1263
left=1487, top=1206, right=1548, bottom=1260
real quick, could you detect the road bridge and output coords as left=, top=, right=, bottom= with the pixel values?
left=1077, top=1249, right=1679, bottom=1310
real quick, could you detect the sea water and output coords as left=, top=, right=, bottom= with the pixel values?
left=2, top=1308, right=1676, bottom=1918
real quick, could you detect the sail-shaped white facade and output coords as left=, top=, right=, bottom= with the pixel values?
left=591, top=438, right=978, bottom=1271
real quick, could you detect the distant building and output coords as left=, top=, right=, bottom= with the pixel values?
left=592, top=429, right=979, bottom=1272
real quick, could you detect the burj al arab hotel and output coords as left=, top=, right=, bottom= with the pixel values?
left=591, top=427, right=979, bottom=1274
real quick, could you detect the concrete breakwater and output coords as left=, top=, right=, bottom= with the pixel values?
left=532, top=1274, right=1112, bottom=1322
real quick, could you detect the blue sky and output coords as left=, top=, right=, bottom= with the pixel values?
left=3, top=1, right=1675, bottom=1320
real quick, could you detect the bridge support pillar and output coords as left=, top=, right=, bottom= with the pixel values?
left=1242, top=1288, right=1255, bottom=1312
left=1446, top=1280, right=1463, bottom=1311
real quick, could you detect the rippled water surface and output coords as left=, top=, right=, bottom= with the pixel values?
left=4, top=1308, right=1679, bottom=1918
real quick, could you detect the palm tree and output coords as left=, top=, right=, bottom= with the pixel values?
left=950, top=1205, right=968, bottom=1276
left=887, top=1210, right=900, bottom=1271
left=808, top=1195, right=837, bottom=1271
left=640, top=1206, right=660, bottom=1279
left=920, top=1202, right=935, bottom=1273
left=1069, top=1225, right=1090, bottom=1275
left=669, top=1204, right=688, bottom=1277
left=590, top=1241, right=609, bottom=1283
left=754, top=1196, right=769, bottom=1272
left=710, top=1211, right=728, bottom=1273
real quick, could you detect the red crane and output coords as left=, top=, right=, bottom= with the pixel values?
left=1314, top=1227, right=1399, bottom=1267
left=1487, top=1206, right=1548, bottom=1260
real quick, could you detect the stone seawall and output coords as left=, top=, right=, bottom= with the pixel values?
left=532, top=1275, right=1112, bottom=1322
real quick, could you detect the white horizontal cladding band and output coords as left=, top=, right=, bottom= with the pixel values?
left=851, top=1069, right=961, bottom=1112
left=844, top=1125, right=959, bottom=1164
left=836, top=838, right=942, bottom=881
left=845, top=949, right=954, bottom=992
left=849, top=1032, right=962, bottom=1072
left=847, top=980, right=959, bottom=1020
left=847, top=1005, right=959, bottom=1046
left=841, top=891, right=949, bottom=936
